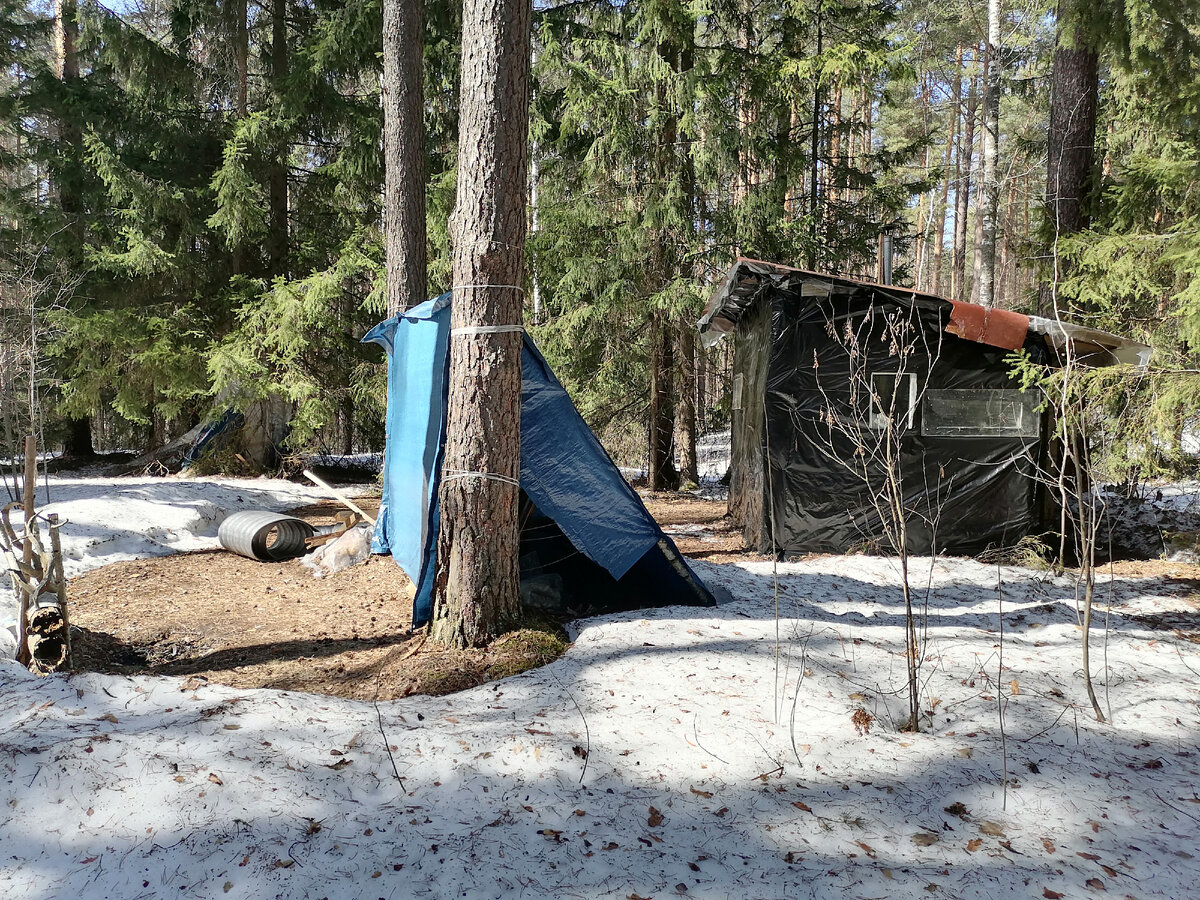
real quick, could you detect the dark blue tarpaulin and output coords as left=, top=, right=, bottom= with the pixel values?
left=363, top=296, right=714, bottom=626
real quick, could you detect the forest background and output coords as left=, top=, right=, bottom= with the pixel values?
left=1, top=0, right=1198, bottom=485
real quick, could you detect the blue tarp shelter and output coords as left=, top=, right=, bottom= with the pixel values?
left=363, top=294, right=716, bottom=626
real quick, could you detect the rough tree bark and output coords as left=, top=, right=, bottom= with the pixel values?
left=267, top=0, right=289, bottom=279
left=383, top=0, right=426, bottom=315
left=431, top=0, right=531, bottom=648
left=676, top=320, right=698, bottom=487
left=951, top=59, right=978, bottom=302
left=828, top=83, right=842, bottom=209
left=977, top=0, right=1001, bottom=308
left=674, top=36, right=699, bottom=490
left=230, top=0, right=249, bottom=276
left=647, top=34, right=681, bottom=493
left=914, top=73, right=931, bottom=288
left=55, top=0, right=92, bottom=458
left=931, top=46, right=962, bottom=295
left=807, top=7, right=823, bottom=269
left=648, top=313, right=679, bottom=491
left=234, top=0, right=248, bottom=116
left=1037, top=0, right=1099, bottom=315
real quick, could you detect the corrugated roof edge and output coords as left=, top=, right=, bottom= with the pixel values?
left=697, top=257, right=1152, bottom=367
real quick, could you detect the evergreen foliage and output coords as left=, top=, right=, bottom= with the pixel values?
left=0, top=0, right=1195, bottom=477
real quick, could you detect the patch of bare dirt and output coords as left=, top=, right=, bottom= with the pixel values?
left=640, top=492, right=768, bottom=564
left=68, top=493, right=743, bottom=699
left=68, top=498, right=566, bottom=700
left=1101, top=559, right=1200, bottom=580
left=68, top=486, right=1200, bottom=698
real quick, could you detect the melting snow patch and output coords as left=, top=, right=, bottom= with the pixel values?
left=0, top=479, right=1199, bottom=897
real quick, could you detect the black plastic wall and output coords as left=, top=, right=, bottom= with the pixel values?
left=751, top=284, right=1048, bottom=555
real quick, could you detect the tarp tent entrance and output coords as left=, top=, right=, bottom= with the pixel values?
left=364, top=294, right=717, bottom=627
left=699, top=258, right=1152, bottom=557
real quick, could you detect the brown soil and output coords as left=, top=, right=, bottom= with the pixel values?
left=68, top=493, right=741, bottom=700
left=640, top=492, right=771, bottom=564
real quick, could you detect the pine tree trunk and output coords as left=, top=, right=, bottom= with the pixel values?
left=646, top=34, right=681, bottom=493
left=231, top=0, right=248, bottom=276
left=676, top=319, right=698, bottom=487
left=931, top=47, right=962, bottom=295
left=998, top=175, right=1017, bottom=305
left=977, top=0, right=1001, bottom=308
left=734, top=4, right=754, bottom=247
left=432, top=0, right=531, bottom=648
left=235, top=0, right=248, bottom=116
left=1037, top=1, right=1099, bottom=315
left=54, top=0, right=77, bottom=82
left=953, top=60, right=979, bottom=301
left=63, top=417, right=92, bottom=458
left=808, top=9, right=823, bottom=269
left=267, top=0, right=289, bottom=279
left=56, top=0, right=92, bottom=458
left=676, top=37, right=699, bottom=488
left=383, top=0, right=427, bottom=315
left=914, top=73, right=930, bottom=288
left=648, top=313, right=678, bottom=492
left=828, top=84, right=842, bottom=209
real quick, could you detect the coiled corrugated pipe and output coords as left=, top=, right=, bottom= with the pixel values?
left=218, top=510, right=316, bottom=561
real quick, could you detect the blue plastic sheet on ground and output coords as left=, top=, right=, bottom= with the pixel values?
left=181, top=408, right=244, bottom=469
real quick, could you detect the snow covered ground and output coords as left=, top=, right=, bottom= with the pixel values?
left=3, top=478, right=1200, bottom=898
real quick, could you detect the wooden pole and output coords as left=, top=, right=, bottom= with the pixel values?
left=302, top=469, right=377, bottom=525
left=48, top=513, right=69, bottom=668
left=22, top=434, right=34, bottom=565
left=16, top=434, right=35, bottom=665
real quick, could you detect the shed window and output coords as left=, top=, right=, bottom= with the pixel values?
left=867, top=372, right=917, bottom=430
left=921, top=389, right=1039, bottom=439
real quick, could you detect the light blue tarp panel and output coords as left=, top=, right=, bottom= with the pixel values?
left=361, top=294, right=452, bottom=600
left=364, top=296, right=672, bottom=627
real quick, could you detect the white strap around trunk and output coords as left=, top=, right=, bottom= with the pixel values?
left=450, top=324, right=525, bottom=337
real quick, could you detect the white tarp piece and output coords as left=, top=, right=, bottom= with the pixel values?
left=2, top=476, right=1200, bottom=898
left=302, top=522, right=373, bottom=577
left=1027, top=314, right=1154, bottom=367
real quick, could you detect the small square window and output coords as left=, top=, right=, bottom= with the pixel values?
left=868, top=372, right=917, bottom=430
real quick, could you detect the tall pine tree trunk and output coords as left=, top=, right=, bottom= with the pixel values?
left=734, top=3, right=754, bottom=248
left=231, top=0, right=248, bottom=276
left=234, top=0, right=248, bottom=116
left=675, top=36, right=698, bottom=489
left=828, top=84, right=842, bottom=209
left=977, top=0, right=1001, bottom=308
left=950, top=62, right=979, bottom=307
left=676, top=319, right=698, bottom=487
left=1038, top=0, right=1099, bottom=315
left=914, top=73, right=931, bottom=288
left=383, top=0, right=426, bottom=315
left=953, top=60, right=979, bottom=301
left=56, top=0, right=91, bottom=458
left=647, top=35, right=681, bottom=493
left=267, top=0, right=289, bottom=279
left=648, top=313, right=678, bottom=491
left=931, top=46, right=962, bottom=295
left=808, top=8, right=823, bottom=269
left=432, top=0, right=531, bottom=648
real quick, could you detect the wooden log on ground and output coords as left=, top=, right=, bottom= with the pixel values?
left=25, top=592, right=68, bottom=674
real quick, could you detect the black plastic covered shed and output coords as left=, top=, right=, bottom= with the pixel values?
left=699, top=259, right=1151, bottom=556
